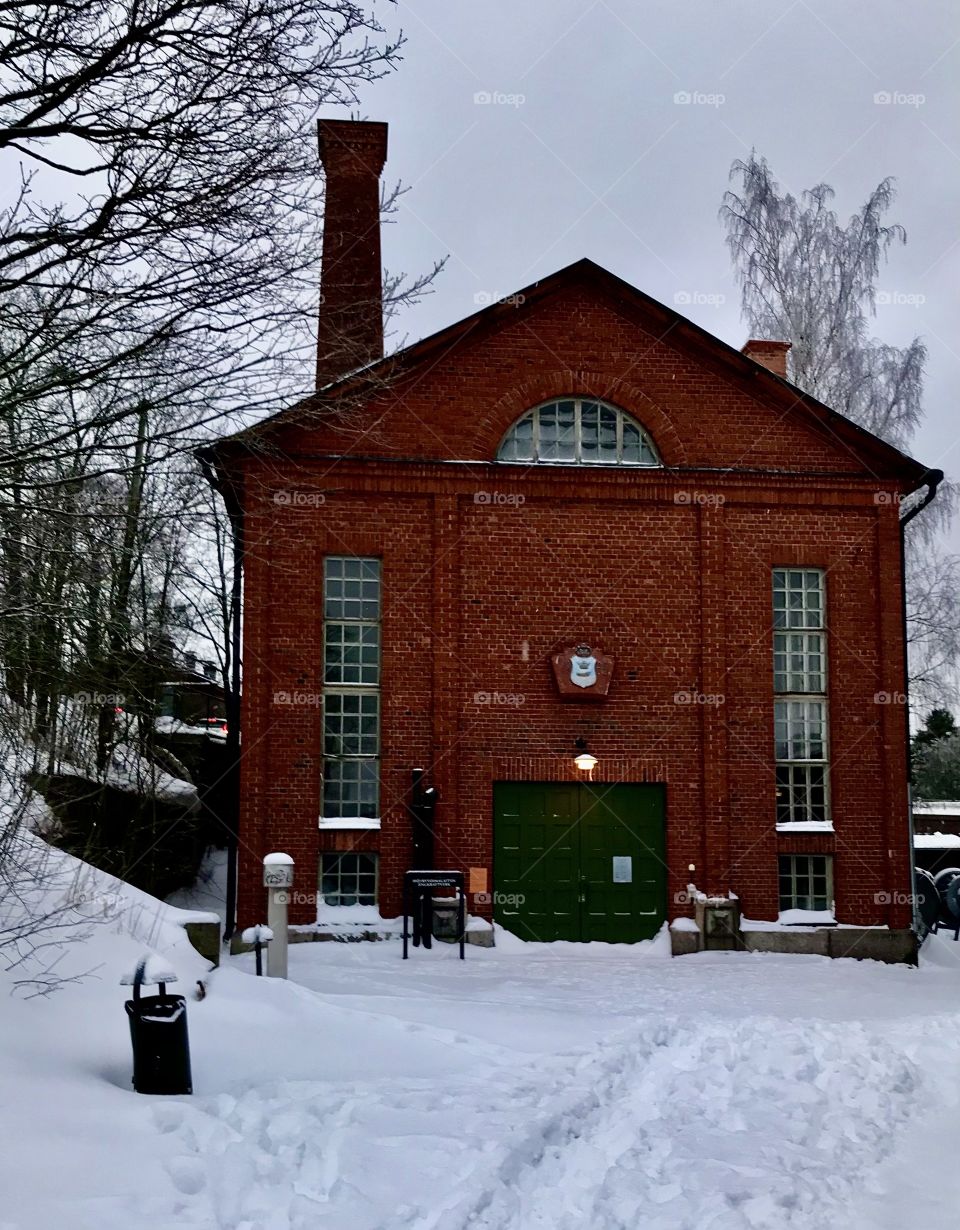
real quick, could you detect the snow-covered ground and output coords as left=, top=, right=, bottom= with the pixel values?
left=5, top=896, right=960, bottom=1230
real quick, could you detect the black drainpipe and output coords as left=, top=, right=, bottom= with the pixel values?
left=899, top=469, right=944, bottom=934
left=198, top=453, right=244, bottom=941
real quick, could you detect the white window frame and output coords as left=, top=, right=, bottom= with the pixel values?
left=773, top=568, right=830, bottom=827
left=496, top=399, right=660, bottom=467
left=778, top=853, right=834, bottom=913
left=319, top=851, right=380, bottom=906
left=322, top=557, right=381, bottom=821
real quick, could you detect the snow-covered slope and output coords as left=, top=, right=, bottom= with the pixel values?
left=0, top=827, right=216, bottom=986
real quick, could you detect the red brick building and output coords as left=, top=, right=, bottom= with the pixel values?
left=207, top=120, right=939, bottom=951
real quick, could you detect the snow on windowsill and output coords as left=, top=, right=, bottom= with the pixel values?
left=318, top=817, right=381, bottom=831
left=915, top=832, right=960, bottom=848
left=776, top=822, right=835, bottom=834
left=778, top=908, right=837, bottom=927
left=742, top=910, right=887, bottom=932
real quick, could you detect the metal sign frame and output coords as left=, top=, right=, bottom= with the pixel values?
left=402, top=870, right=466, bottom=960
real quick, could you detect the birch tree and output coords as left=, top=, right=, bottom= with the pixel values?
left=721, top=153, right=959, bottom=706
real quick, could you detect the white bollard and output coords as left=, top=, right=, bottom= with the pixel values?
left=262, top=853, right=294, bottom=978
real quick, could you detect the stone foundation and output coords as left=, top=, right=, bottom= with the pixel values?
left=670, top=923, right=917, bottom=965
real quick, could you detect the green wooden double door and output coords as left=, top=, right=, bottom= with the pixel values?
left=493, top=782, right=666, bottom=943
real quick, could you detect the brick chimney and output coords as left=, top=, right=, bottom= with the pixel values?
left=316, top=119, right=388, bottom=389
left=741, top=339, right=791, bottom=379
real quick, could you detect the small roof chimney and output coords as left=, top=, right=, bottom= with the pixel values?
left=316, top=119, right=388, bottom=389
left=741, top=339, right=791, bottom=379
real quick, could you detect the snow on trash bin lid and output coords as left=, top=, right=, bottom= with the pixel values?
left=120, top=955, right=178, bottom=985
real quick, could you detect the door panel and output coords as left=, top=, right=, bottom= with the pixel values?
left=493, top=782, right=666, bottom=943
left=494, top=782, right=581, bottom=942
left=579, top=783, right=666, bottom=942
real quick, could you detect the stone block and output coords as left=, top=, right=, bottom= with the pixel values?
left=185, top=920, right=221, bottom=967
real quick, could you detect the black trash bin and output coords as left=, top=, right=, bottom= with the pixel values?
left=124, top=960, right=193, bottom=1095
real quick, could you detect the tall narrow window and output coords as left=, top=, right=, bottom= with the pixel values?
left=322, top=557, right=381, bottom=820
left=773, top=568, right=830, bottom=826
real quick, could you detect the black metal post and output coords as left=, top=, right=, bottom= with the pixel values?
left=402, top=876, right=410, bottom=959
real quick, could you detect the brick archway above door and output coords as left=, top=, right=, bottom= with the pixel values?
left=494, top=756, right=669, bottom=784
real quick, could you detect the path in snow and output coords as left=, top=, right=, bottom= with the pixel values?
left=145, top=938, right=958, bottom=1230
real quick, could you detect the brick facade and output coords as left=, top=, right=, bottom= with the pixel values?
left=212, top=264, right=929, bottom=936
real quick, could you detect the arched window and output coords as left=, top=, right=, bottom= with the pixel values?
left=497, top=399, right=660, bottom=467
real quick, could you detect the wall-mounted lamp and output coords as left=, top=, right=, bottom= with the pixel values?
left=573, top=737, right=598, bottom=776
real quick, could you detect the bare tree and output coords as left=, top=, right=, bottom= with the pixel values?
left=721, top=153, right=958, bottom=706
left=0, top=0, right=443, bottom=476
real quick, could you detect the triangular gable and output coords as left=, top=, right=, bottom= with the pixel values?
left=207, top=258, right=934, bottom=490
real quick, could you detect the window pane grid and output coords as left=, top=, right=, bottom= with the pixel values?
left=324, top=622, right=380, bottom=686
left=774, top=699, right=827, bottom=761
left=322, top=757, right=379, bottom=819
left=320, top=852, right=379, bottom=906
left=498, top=399, right=659, bottom=467
left=776, top=765, right=828, bottom=825
left=773, top=568, right=825, bottom=629
left=773, top=631, right=825, bottom=693
left=323, top=692, right=379, bottom=757
left=324, top=557, right=381, bottom=621
left=778, top=854, right=832, bottom=912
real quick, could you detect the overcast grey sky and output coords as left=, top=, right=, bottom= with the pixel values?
left=359, top=0, right=958, bottom=499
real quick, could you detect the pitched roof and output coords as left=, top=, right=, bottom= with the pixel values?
left=205, top=257, right=936, bottom=489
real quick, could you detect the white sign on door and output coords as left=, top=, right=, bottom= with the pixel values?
left=612, top=856, right=632, bottom=883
